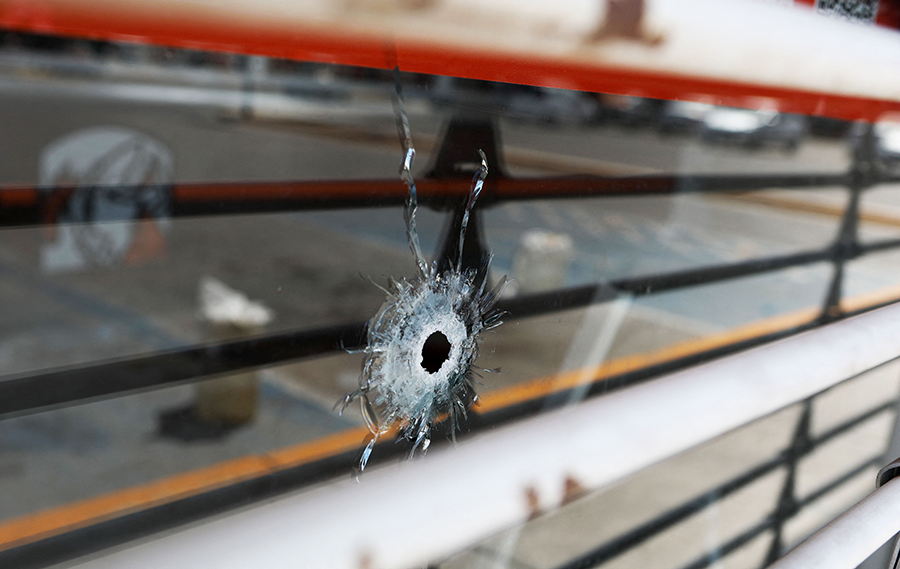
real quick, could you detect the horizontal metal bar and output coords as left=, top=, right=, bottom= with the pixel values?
left=0, top=172, right=854, bottom=228
left=506, top=239, right=852, bottom=325
left=0, top=281, right=612, bottom=419
left=61, top=302, right=900, bottom=569
left=769, top=477, right=900, bottom=569
left=0, top=322, right=366, bottom=419
left=513, top=233, right=900, bottom=324
left=4, top=1, right=900, bottom=121
left=0, top=285, right=614, bottom=418
left=611, top=248, right=834, bottom=296
left=799, top=456, right=882, bottom=509
left=498, top=284, right=618, bottom=319
left=680, top=516, right=775, bottom=569
left=859, top=236, right=900, bottom=255
left=814, top=401, right=896, bottom=448
left=486, top=173, right=853, bottom=202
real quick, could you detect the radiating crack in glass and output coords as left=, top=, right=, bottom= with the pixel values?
left=336, top=74, right=508, bottom=471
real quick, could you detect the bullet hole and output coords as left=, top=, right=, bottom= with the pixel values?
left=422, top=331, right=452, bottom=373
left=335, top=79, right=507, bottom=471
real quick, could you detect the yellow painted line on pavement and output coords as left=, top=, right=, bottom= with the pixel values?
left=476, top=306, right=821, bottom=411
left=722, top=192, right=900, bottom=228
left=0, top=427, right=370, bottom=551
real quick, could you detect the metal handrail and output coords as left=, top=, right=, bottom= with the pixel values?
left=768, top=477, right=900, bottom=569
left=2, top=1, right=900, bottom=120
left=0, top=172, right=863, bottom=229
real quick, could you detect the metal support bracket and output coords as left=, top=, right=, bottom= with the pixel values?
left=821, top=122, right=876, bottom=323
left=426, top=114, right=507, bottom=283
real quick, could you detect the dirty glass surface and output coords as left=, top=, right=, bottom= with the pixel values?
left=0, top=30, right=899, bottom=569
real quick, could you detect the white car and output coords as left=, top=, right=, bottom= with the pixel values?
left=701, top=107, right=807, bottom=151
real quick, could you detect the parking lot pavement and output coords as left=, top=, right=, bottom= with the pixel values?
left=1, top=74, right=899, bottom=566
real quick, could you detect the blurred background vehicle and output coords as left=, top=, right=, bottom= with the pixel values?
left=658, top=99, right=715, bottom=135
left=596, top=94, right=664, bottom=127
left=873, top=114, right=900, bottom=170
left=701, top=107, right=809, bottom=152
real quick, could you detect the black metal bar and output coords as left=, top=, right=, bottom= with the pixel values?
left=798, top=456, right=882, bottom=507
left=765, top=400, right=811, bottom=564
left=0, top=321, right=366, bottom=419
left=820, top=127, right=871, bottom=322
left=652, top=173, right=851, bottom=193
left=0, top=172, right=856, bottom=229
left=678, top=517, right=775, bottom=569
left=610, top=249, right=833, bottom=296
left=499, top=284, right=618, bottom=319
left=859, top=236, right=900, bottom=255
left=815, top=401, right=896, bottom=446
left=0, top=283, right=611, bottom=418
left=482, top=172, right=854, bottom=204
left=505, top=244, right=838, bottom=318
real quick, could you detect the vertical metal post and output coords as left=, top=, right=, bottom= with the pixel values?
left=821, top=122, right=874, bottom=322
left=820, top=187, right=858, bottom=321
left=765, top=400, right=813, bottom=564
left=429, top=115, right=506, bottom=283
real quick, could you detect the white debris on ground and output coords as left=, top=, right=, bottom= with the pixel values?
left=512, top=229, right=574, bottom=294
left=197, top=276, right=274, bottom=328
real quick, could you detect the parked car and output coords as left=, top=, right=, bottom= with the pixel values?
left=872, top=115, right=900, bottom=169
left=502, top=85, right=599, bottom=125
left=658, top=99, right=715, bottom=134
left=700, top=107, right=807, bottom=151
left=596, top=94, right=663, bottom=127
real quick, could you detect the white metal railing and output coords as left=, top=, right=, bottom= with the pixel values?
left=769, top=475, right=900, bottom=569
left=64, top=302, right=900, bottom=569
left=5, top=0, right=900, bottom=118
